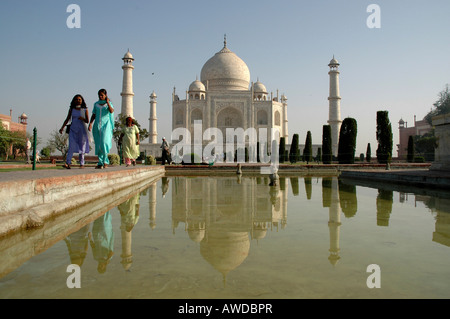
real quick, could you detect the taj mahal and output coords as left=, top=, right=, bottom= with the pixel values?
left=121, top=37, right=342, bottom=160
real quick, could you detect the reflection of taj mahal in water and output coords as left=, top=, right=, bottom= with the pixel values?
left=168, top=176, right=288, bottom=281
left=60, top=176, right=450, bottom=282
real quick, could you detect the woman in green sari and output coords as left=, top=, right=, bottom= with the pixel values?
left=89, top=89, right=114, bottom=169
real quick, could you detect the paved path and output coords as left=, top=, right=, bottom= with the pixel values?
left=0, top=164, right=143, bottom=182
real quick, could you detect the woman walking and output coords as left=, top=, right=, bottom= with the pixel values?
left=59, top=94, right=90, bottom=169
left=89, top=89, right=114, bottom=169
left=119, top=116, right=140, bottom=167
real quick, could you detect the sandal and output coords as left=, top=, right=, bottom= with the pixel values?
left=95, top=165, right=103, bottom=169
left=63, top=163, right=71, bottom=169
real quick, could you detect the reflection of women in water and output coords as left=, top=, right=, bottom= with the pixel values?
left=89, top=212, right=115, bottom=274
left=118, top=193, right=140, bottom=232
left=64, top=224, right=90, bottom=267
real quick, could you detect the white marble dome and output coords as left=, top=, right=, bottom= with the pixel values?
left=200, top=42, right=250, bottom=91
left=253, top=80, right=267, bottom=93
left=189, top=79, right=206, bottom=92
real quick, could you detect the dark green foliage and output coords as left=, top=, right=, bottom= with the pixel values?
left=376, top=111, right=393, bottom=164
left=289, top=134, right=300, bottom=163
left=425, top=84, right=450, bottom=125
left=322, top=125, right=332, bottom=164
left=338, top=117, right=358, bottom=164
left=303, top=131, right=312, bottom=163
left=366, top=143, right=371, bottom=162
left=256, top=142, right=260, bottom=163
left=316, top=147, right=322, bottom=162
left=407, top=135, right=415, bottom=163
left=414, top=133, right=436, bottom=162
left=279, top=137, right=286, bottom=163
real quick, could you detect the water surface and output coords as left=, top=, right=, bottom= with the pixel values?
left=0, top=175, right=449, bottom=299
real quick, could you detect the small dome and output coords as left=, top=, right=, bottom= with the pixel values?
left=150, top=91, right=157, bottom=98
left=329, top=56, right=339, bottom=66
left=399, top=118, right=405, bottom=124
left=253, top=81, right=267, bottom=93
left=20, top=113, right=27, bottom=119
left=123, top=50, right=134, bottom=60
left=189, top=79, right=206, bottom=92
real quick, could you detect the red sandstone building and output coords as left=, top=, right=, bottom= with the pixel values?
left=397, top=115, right=432, bottom=160
left=0, top=110, right=28, bottom=157
left=0, top=109, right=28, bottom=134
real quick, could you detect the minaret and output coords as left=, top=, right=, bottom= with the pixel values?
left=327, top=56, right=342, bottom=157
left=149, top=91, right=158, bottom=144
left=121, top=50, right=135, bottom=118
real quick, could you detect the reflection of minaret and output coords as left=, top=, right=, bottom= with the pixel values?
left=281, top=94, right=289, bottom=139
left=118, top=193, right=140, bottom=271
left=328, top=56, right=342, bottom=157
left=327, top=177, right=341, bottom=266
left=121, top=50, right=135, bottom=118
left=149, top=182, right=157, bottom=230
left=149, top=91, right=158, bottom=143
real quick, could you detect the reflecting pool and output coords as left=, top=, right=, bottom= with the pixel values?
left=0, top=175, right=449, bottom=299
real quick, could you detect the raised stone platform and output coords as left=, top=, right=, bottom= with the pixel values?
left=0, top=165, right=164, bottom=237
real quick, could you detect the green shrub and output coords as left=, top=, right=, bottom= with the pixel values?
left=108, top=154, right=120, bottom=165
left=145, top=155, right=156, bottom=165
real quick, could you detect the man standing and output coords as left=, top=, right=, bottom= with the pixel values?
left=160, top=137, right=170, bottom=165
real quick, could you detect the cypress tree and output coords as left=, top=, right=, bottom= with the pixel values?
left=366, top=143, right=372, bottom=162
left=279, top=137, right=286, bottom=163
left=303, top=131, right=312, bottom=163
left=322, top=125, right=332, bottom=164
left=317, top=147, right=322, bottom=163
left=376, top=111, right=393, bottom=164
left=289, top=134, right=300, bottom=163
left=256, top=142, right=260, bottom=163
left=407, top=135, right=415, bottom=163
left=338, top=117, right=358, bottom=164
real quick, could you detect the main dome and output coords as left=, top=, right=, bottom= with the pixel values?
left=200, top=41, right=250, bottom=91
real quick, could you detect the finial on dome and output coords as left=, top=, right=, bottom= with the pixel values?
left=224, top=34, right=227, bottom=48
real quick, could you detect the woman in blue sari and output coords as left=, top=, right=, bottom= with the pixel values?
left=88, top=89, right=114, bottom=169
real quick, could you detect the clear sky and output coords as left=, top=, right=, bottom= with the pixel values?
left=1, top=0, right=449, bottom=156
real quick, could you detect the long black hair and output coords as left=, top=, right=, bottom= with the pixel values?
left=70, top=94, right=87, bottom=109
